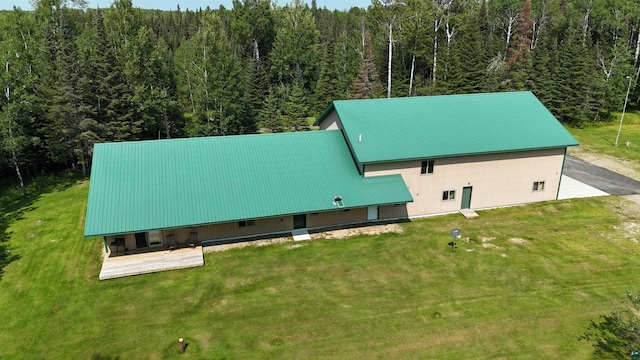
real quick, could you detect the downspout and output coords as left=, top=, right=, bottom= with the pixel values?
left=556, top=148, right=567, bottom=200
left=103, top=236, right=108, bottom=253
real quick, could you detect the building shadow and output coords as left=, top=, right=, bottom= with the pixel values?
left=0, top=172, right=81, bottom=280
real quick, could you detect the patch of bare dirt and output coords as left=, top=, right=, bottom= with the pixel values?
left=313, top=224, right=403, bottom=240
left=286, top=244, right=306, bottom=249
left=203, top=237, right=291, bottom=253
left=482, top=243, right=500, bottom=249
left=203, top=224, right=404, bottom=253
left=568, top=147, right=640, bottom=181
left=26, top=233, right=35, bottom=238
left=508, top=237, right=530, bottom=245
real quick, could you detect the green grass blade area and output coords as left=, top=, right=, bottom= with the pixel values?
left=567, top=111, right=640, bottom=167
left=1, top=178, right=640, bottom=358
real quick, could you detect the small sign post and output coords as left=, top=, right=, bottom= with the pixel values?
left=449, top=228, right=460, bottom=252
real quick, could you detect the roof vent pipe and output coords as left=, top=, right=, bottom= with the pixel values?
left=359, top=134, right=362, bottom=143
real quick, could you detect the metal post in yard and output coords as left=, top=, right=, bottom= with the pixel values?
left=615, top=76, right=633, bottom=146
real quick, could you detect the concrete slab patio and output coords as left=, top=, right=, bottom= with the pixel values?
left=558, top=175, right=609, bottom=200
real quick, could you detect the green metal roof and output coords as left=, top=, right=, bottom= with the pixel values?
left=84, top=130, right=413, bottom=237
left=316, top=91, right=579, bottom=164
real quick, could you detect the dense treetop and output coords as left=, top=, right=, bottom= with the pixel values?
left=0, top=0, right=639, bottom=188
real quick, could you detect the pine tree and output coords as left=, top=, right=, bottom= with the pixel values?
left=348, top=39, right=381, bottom=99
left=284, top=72, right=310, bottom=131
left=45, top=9, right=86, bottom=168
left=313, top=42, right=341, bottom=113
left=258, top=87, right=286, bottom=133
left=553, top=24, right=605, bottom=125
left=501, top=0, right=533, bottom=90
left=174, top=12, right=252, bottom=136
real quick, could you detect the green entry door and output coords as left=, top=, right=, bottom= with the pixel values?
left=461, top=186, right=473, bottom=209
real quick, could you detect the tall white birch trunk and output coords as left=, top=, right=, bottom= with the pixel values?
left=409, top=53, right=415, bottom=96
left=433, top=17, right=441, bottom=86
left=635, top=26, right=640, bottom=66
left=387, top=22, right=393, bottom=98
left=4, top=62, right=26, bottom=195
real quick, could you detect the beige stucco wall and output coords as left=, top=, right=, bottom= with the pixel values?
left=318, top=110, right=341, bottom=130
left=364, top=148, right=566, bottom=216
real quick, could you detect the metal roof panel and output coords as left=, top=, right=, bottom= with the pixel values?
left=321, top=91, right=579, bottom=163
left=84, top=131, right=412, bottom=237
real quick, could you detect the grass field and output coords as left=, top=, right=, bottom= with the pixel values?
left=1, top=176, right=640, bottom=359
left=568, top=110, right=640, bottom=165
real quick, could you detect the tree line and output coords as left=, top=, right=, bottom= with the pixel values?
left=1, top=0, right=639, bottom=191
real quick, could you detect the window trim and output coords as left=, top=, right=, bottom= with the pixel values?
left=442, top=190, right=456, bottom=201
left=421, top=160, right=435, bottom=175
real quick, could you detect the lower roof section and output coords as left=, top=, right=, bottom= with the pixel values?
left=84, top=130, right=413, bottom=238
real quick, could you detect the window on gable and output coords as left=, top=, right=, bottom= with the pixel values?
left=532, top=181, right=545, bottom=191
left=421, top=160, right=434, bottom=174
left=442, top=190, right=455, bottom=201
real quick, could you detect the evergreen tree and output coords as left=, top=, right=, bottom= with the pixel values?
left=313, top=42, right=341, bottom=113
left=553, top=25, right=605, bottom=125
left=283, top=72, right=310, bottom=130
left=348, top=39, right=382, bottom=99
left=269, top=0, right=320, bottom=87
left=174, top=12, right=252, bottom=136
left=502, top=0, right=533, bottom=90
left=258, top=87, right=286, bottom=132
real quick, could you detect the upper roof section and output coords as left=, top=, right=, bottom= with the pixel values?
left=84, top=130, right=412, bottom=237
left=315, top=91, right=579, bottom=164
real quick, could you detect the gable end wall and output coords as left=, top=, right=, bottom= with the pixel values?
left=363, top=148, right=566, bottom=216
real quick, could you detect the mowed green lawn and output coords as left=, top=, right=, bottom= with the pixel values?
left=1, top=177, right=640, bottom=359
left=568, top=110, right=640, bottom=165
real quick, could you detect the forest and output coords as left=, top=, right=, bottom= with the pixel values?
left=0, top=0, right=639, bottom=189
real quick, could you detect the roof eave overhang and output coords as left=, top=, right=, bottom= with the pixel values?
left=358, top=144, right=580, bottom=165
left=83, top=199, right=414, bottom=238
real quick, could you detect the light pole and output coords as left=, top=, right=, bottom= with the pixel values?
left=615, top=75, right=633, bottom=146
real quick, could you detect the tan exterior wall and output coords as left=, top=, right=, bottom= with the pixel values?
left=364, top=148, right=566, bottom=216
left=105, top=204, right=409, bottom=251
left=379, top=204, right=409, bottom=219
left=318, top=110, right=341, bottom=130
left=307, top=208, right=368, bottom=228
left=165, top=216, right=293, bottom=243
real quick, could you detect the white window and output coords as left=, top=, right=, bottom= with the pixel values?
left=532, top=181, right=545, bottom=191
left=442, top=190, right=456, bottom=201
left=421, top=160, right=434, bottom=174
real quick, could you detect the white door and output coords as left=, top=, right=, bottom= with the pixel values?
left=148, top=230, right=163, bottom=247
left=367, top=206, right=379, bottom=221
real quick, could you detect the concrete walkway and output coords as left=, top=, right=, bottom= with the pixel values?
left=558, top=175, right=608, bottom=200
